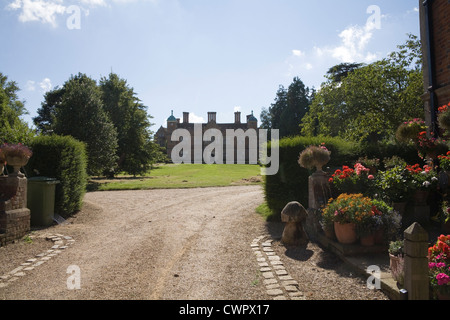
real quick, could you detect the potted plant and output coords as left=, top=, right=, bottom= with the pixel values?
left=357, top=156, right=380, bottom=174
left=439, top=202, right=450, bottom=234
left=322, top=193, right=387, bottom=245
left=396, top=118, right=427, bottom=143
left=438, top=151, right=450, bottom=175
left=0, top=143, right=33, bottom=175
left=322, top=194, right=360, bottom=244
left=328, top=163, right=375, bottom=196
left=406, top=164, right=438, bottom=206
left=389, top=240, right=405, bottom=286
left=438, top=102, right=450, bottom=132
left=320, top=202, right=336, bottom=240
left=376, top=165, right=413, bottom=214
left=415, top=131, right=448, bottom=160
left=298, top=144, right=331, bottom=173
left=428, top=235, right=450, bottom=300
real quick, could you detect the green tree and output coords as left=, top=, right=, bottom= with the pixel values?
left=0, top=73, right=35, bottom=144
left=260, top=77, right=313, bottom=138
left=99, top=73, right=160, bottom=176
left=37, top=73, right=118, bottom=176
left=326, top=62, right=365, bottom=83
left=301, top=35, right=424, bottom=142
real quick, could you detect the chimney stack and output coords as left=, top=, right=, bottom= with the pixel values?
left=234, top=111, right=241, bottom=124
left=183, top=112, right=189, bottom=124
left=208, top=112, right=217, bottom=123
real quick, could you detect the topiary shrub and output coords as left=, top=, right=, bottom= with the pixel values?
left=25, top=135, right=88, bottom=217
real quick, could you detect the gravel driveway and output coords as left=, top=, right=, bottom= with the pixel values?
left=0, top=185, right=388, bottom=300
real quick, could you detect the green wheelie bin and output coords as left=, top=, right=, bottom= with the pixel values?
left=27, top=177, right=60, bottom=227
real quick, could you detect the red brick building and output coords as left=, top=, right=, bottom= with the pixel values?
left=420, top=0, right=450, bottom=135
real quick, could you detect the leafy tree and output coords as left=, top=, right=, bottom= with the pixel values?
left=260, top=77, right=313, bottom=138
left=99, top=73, right=161, bottom=176
left=326, top=63, right=365, bottom=83
left=33, top=87, right=65, bottom=134
left=36, top=73, right=118, bottom=176
left=301, top=35, right=424, bottom=142
left=0, top=73, right=35, bottom=144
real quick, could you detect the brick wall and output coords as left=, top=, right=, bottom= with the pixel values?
left=0, top=176, right=30, bottom=247
left=432, top=0, right=450, bottom=105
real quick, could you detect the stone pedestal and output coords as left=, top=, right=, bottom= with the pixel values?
left=306, top=171, right=332, bottom=240
left=308, top=171, right=332, bottom=210
left=404, top=222, right=429, bottom=300
left=0, top=175, right=30, bottom=246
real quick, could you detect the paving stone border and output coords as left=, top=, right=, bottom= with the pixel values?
left=251, top=236, right=305, bottom=300
left=0, top=234, right=75, bottom=289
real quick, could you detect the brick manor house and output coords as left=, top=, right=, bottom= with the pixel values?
left=155, top=110, right=259, bottom=164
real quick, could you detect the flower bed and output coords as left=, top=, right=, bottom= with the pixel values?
left=429, top=235, right=450, bottom=299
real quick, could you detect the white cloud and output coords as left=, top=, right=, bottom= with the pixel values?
left=189, top=113, right=205, bottom=124
left=39, top=78, right=52, bottom=92
left=5, top=0, right=160, bottom=27
left=329, top=22, right=379, bottom=63
left=292, top=50, right=305, bottom=57
left=79, top=0, right=106, bottom=7
left=7, top=0, right=67, bottom=27
left=25, top=80, right=36, bottom=91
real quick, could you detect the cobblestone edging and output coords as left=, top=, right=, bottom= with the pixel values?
left=251, top=236, right=305, bottom=300
left=0, top=234, right=75, bottom=289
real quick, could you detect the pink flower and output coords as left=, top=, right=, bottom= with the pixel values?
left=436, top=262, right=447, bottom=268
left=429, top=262, right=436, bottom=268
left=436, top=273, right=450, bottom=286
left=368, top=175, right=374, bottom=180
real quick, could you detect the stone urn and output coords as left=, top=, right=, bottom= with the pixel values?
left=6, top=155, right=30, bottom=176
left=281, top=201, right=309, bottom=246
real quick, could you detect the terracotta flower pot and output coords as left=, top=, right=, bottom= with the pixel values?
left=413, top=190, right=429, bottom=206
left=389, top=254, right=404, bottom=285
left=334, top=222, right=357, bottom=244
left=392, top=202, right=407, bottom=216
left=360, top=234, right=376, bottom=246
left=437, top=291, right=450, bottom=300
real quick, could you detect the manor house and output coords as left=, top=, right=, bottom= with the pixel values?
left=155, top=111, right=259, bottom=164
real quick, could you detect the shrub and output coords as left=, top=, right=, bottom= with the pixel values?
left=263, top=136, right=359, bottom=220
left=25, top=135, right=88, bottom=217
left=263, top=135, right=422, bottom=221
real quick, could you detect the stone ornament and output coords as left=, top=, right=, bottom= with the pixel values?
left=281, top=202, right=309, bottom=247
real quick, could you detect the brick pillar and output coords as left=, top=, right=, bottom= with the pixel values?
left=403, top=222, right=429, bottom=300
left=0, top=175, right=31, bottom=246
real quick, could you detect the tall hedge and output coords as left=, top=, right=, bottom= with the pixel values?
left=263, top=136, right=421, bottom=221
left=25, top=135, right=88, bottom=217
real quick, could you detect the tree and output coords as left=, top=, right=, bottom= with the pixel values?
left=326, top=62, right=365, bottom=83
left=301, top=35, right=424, bottom=142
left=260, top=77, right=313, bottom=138
left=36, top=73, right=118, bottom=176
left=34, top=87, right=65, bottom=134
left=0, top=73, right=35, bottom=144
left=99, top=73, right=161, bottom=176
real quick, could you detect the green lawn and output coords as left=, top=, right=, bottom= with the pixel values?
left=89, top=164, right=263, bottom=191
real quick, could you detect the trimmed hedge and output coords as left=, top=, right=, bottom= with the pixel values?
left=263, top=136, right=421, bottom=221
left=25, top=135, right=88, bottom=217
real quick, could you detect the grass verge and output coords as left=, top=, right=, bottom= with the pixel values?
left=88, top=164, right=263, bottom=191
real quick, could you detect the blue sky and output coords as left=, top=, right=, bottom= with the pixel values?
left=0, top=0, right=420, bottom=131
